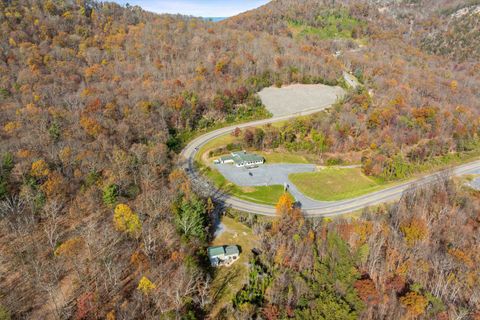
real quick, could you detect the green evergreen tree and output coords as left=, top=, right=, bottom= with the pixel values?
left=0, top=153, right=14, bottom=200
left=174, top=195, right=207, bottom=241
left=103, top=184, right=119, bottom=206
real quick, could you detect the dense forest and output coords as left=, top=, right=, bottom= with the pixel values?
left=224, top=178, right=480, bottom=319
left=1, top=0, right=479, bottom=319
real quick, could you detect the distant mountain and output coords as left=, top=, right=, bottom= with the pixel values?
left=203, top=17, right=227, bottom=22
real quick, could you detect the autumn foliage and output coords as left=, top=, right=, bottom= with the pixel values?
left=137, top=276, right=156, bottom=295
left=30, top=159, right=50, bottom=178
left=275, top=193, right=293, bottom=215
left=1, top=0, right=480, bottom=318
left=400, top=292, right=428, bottom=317
left=113, top=204, right=142, bottom=237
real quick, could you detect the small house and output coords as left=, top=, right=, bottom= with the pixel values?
left=208, top=245, right=240, bottom=267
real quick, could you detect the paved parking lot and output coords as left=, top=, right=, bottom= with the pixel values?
left=215, top=163, right=323, bottom=207
left=216, top=163, right=314, bottom=186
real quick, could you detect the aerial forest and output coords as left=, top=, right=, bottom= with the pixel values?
left=0, top=0, right=480, bottom=319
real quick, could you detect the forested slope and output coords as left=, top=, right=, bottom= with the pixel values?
left=219, top=1, right=480, bottom=319
left=226, top=179, right=480, bottom=319
left=0, top=0, right=479, bottom=319
left=0, top=0, right=341, bottom=318
left=224, top=0, right=480, bottom=181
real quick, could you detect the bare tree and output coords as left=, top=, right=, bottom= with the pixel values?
left=42, top=200, right=63, bottom=251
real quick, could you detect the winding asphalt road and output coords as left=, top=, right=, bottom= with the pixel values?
left=180, top=108, right=480, bottom=217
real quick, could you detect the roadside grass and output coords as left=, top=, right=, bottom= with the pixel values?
left=234, top=185, right=287, bottom=205
left=411, top=150, right=480, bottom=174
left=325, top=203, right=390, bottom=220
left=259, top=151, right=309, bottom=164
left=209, top=216, right=259, bottom=318
left=195, top=134, right=238, bottom=163
left=201, top=165, right=285, bottom=206
left=289, top=167, right=391, bottom=201
left=290, top=150, right=480, bottom=202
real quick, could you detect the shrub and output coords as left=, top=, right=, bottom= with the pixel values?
left=326, top=157, right=343, bottom=166
left=0, top=305, right=10, bottom=320
left=103, top=184, right=119, bottom=206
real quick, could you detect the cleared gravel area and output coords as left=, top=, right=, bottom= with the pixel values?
left=468, top=178, right=480, bottom=190
left=258, top=84, right=345, bottom=117
left=466, top=170, right=480, bottom=190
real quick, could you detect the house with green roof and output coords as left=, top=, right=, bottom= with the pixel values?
left=215, top=151, right=264, bottom=167
left=208, top=245, right=240, bottom=267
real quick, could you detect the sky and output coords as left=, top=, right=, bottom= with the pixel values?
left=113, top=0, right=270, bottom=17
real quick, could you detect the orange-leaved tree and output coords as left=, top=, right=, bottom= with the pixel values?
left=400, top=291, right=428, bottom=317
left=400, top=217, right=428, bottom=247
left=276, top=193, right=293, bottom=215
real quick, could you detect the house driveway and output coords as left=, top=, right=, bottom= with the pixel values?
left=215, top=163, right=323, bottom=208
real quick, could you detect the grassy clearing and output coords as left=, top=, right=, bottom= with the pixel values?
left=258, top=151, right=309, bottom=164
left=209, top=216, right=259, bottom=317
left=234, top=185, right=287, bottom=205
left=195, top=134, right=238, bottom=163
left=289, top=167, right=391, bottom=201
left=201, top=166, right=285, bottom=206
left=290, top=150, right=480, bottom=202
left=288, top=9, right=366, bottom=40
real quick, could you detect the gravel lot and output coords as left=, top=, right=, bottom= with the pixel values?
left=258, top=84, right=345, bottom=117
left=466, top=173, right=480, bottom=190
left=468, top=179, right=480, bottom=190
left=216, top=163, right=323, bottom=207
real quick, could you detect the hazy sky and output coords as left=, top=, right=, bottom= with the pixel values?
left=113, top=0, right=270, bottom=17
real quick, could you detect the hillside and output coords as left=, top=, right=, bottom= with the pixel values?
left=0, top=0, right=480, bottom=319
left=421, top=4, right=480, bottom=61
left=225, top=0, right=480, bottom=182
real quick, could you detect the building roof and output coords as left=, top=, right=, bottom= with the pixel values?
left=208, top=245, right=240, bottom=258
left=218, top=151, right=264, bottom=165
left=236, top=153, right=263, bottom=164
left=220, top=155, right=234, bottom=162
left=231, top=151, right=264, bottom=165
left=208, top=246, right=225, bottom=258
left=225, top=245, right=239, bottom=256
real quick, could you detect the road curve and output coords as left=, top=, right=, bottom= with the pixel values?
left=180, top=108, right=480, bottom=217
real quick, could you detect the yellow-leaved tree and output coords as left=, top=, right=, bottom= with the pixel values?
left=31, top=159, right=50, bottom=178
left=276, top=193, right=293, bottom=215
left=137, top=276, right=156, bottom=295
left=113, top=204, right=142, bottom=237
left=54, top=237, right=84, bottom=257
left=400, top=218, right=428, bottom=247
